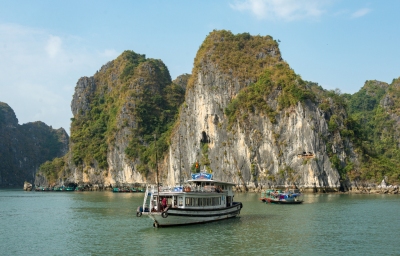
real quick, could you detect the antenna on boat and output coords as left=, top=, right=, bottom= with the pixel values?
left=154, top=133, right=160, bottom=212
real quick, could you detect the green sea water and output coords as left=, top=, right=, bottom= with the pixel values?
left=0, top=189, right=399, bottom=256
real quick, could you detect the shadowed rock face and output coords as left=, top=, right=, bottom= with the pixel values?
left=0, top=102, right=69, bottom=187
left=71, top=76, right=96, bottom=117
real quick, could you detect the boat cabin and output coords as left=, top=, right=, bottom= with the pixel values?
left=144, top=173, right=236, bottom=212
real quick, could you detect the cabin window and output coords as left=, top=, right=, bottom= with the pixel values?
left=184, top=197, right=222, bottom=207
left=212, top=197, right=221, bottom=205
left=178, top=197, right=183, bottom=206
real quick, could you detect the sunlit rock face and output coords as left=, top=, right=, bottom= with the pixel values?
left=165, top=31, right=356, bottom=191
left=167, top=65, right=346, bottom=191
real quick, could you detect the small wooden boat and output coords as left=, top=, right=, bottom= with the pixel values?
left=75, top=186, right=85, bottom=191
left=265, top=190, right=303, bottom=204
left=35, top=186, right=50, bottom=191
left=136, top=188, right=145, bottom=192
left=113, top=187, right=130, bottom=193
left=260, top=189, right=281, bottom=202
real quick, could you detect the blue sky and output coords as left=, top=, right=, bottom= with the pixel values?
left=1, top=0, right=399, bottom=134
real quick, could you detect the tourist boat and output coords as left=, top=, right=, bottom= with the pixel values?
left=265, top=189, right=303, bottom=204
left=136, top=172, right=243, bottom=227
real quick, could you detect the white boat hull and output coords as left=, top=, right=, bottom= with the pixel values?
left=142, top=202, right=242, bottom=227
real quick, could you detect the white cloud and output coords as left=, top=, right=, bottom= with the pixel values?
left=230, top=0, right=330, bottom=21
left=0, top=23, right=116, bottom=133
left=351, top=8, right=371, bottom=18
left=45, top=35, right=62, bottom=58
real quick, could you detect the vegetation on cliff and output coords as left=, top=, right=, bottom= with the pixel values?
left=344, top=79, right=400, bottom=183
left=225, top=63, right=316, bottom=127
left=124, top=79, right=185, bottom=176
left=67, top=51, right=184, bottom=177
left=188, top=30, right=281, bottom=90
left=37, top=157, right=66, bottom=185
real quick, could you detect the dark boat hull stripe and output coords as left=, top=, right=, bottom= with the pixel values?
left=167, top=209, right=241, bottom=218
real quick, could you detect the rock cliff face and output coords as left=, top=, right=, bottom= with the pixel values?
left=164, top=31, right=355, bottom=191
left=62, top=51, right=184, bottom=187
left=0, top=102, right=69, bottom=186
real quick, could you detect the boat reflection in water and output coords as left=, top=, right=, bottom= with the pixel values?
left=136, top=172, right=243, bottom=227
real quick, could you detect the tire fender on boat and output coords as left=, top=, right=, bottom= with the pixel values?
left=161, top=211, right=168, bottom=218
left=136, top=211, right=142, bottom=217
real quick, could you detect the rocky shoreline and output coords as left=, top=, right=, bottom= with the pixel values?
left=24, top=180, right=399, bottom=194
left=233, top=185, right=399, bottom=194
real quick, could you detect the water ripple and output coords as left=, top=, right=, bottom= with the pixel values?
left=0, top=190, right=399, bottom=255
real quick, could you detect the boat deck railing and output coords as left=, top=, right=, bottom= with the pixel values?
left=156, top=185, right=223, bottom=193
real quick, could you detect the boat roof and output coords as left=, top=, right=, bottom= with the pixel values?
left=186, top=173, right=236, bottom=186
left=186, top=179, right=236, bottom=186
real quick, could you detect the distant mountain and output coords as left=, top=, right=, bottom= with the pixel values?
left=0, top=102, right=69, bottom=186
left=173, top=73, right=191, bottom=91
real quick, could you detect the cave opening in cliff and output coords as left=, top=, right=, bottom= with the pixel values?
left=200, top=131, right=210, bottom=144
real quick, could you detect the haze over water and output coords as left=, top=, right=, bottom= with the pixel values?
left=1, top=189, right=399, bottom=255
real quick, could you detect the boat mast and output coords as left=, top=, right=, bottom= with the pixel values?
left=179, top=135, right=182, bottom=187
left=154, top=133, right=160, bottom=212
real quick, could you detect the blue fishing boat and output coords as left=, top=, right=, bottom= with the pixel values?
left=265, top=189, right=303, bottom=204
